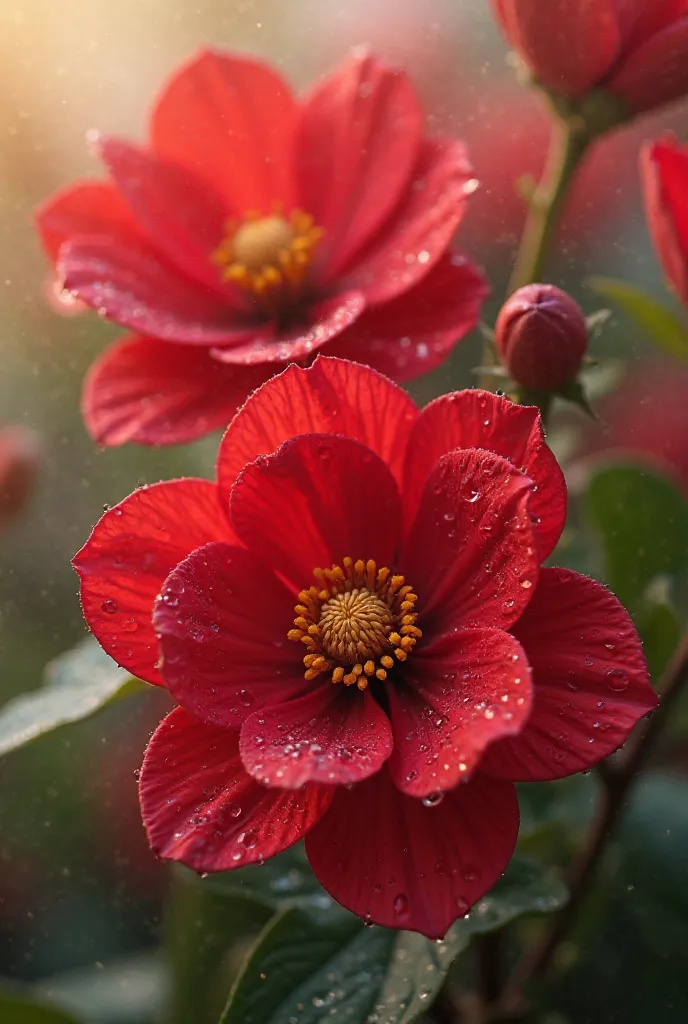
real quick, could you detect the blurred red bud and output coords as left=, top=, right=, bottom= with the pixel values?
left=495, top=284, right=588, bottom=392
left=491, top=0, right=688, bottom=117
left=0, top=425, right=40, bottom=528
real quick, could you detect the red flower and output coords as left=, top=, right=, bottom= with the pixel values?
left=492, top=0, right=688, bottom=114
left=74, top=357, right=655, bottom=938
left=641, top=135, right=688, bottom=305
left=36, top=49, right=486, bottom=448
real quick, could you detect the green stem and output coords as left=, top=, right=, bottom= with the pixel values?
left=508, top=121, right=591, bottom=295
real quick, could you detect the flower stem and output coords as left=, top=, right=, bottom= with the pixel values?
left=497, top=630, right=688, bottom=1014
left=508, top=121, right=591, bottom=295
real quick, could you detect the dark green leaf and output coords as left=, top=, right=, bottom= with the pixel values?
left=220, top=856, right=566, bottom=1024
left=0, top=638, right=142, bottom=757
left=589, top=277, right=688, bottom=360
left=586, top=463, right=688, bottom=609
left=0, top=988, right=84, bottom=1024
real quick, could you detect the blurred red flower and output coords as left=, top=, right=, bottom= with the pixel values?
left=36, top=49, right=486, bottom=448
left=641, top=134, right=688, bottom=305
left=0, top=425, right=40, bottom=529
left=492, top=0, right=688, bottom=114
left=74, top=357, right=655, bottom=938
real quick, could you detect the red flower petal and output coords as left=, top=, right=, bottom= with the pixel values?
left=641, top=136, right=688, bottom=306
left=401, top=448, right=538, bottom=636
left=336, top=138, right=476, bottom=304
left=59, top=237, right=270, bottom=345
left=306, top=767, right=519, bottom=938
left=230, top=434, right=403, bottom=591
left=609, top=17, right=688, bottom=114
left=95, top=136, right=240, bottom=300
left=493, top=0, right=619, bottom=97
left=36, top=180, right=144, bottom=263
left=240, top=687, right=393, bottom=788
left=481, top=568, right=657, bottom=782
left=323, top=254, right=487, bottom=382
left=216, top=356, right=418, bottom=502
left=140, top=707, right=332, bottom=872
left=153, top=542, right=310, bottom=727
left=74, top=480, right=233, bottom=685
left=403, top=390, right=566, bottom=559
left=83, top=335, right=272, bottom=447
left=388, top=628, right=532, bottom=797
left=297, top=51, right=422, bottom=282
left=150, top=49, right=297, bottom=213
left=210, top=292, right=365, bottom=365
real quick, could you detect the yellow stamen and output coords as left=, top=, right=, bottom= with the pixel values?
left=211, top=207, right=323, bottom=303
left=287, top=557, right=422, bottom=690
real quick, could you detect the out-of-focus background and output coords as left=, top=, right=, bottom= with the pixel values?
left=2, top=2, right=688, bottom=1022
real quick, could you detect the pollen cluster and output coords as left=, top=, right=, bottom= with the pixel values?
left=288, top=558, right=422, bottom=691
left=211, top=207, right=323, bottom=301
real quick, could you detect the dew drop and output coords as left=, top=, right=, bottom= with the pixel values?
left=393, top=893, right=409, bottom=916
left=422, top=791, right=444, bottom=808
left=100, top=599, right=118, bottom=615
left=606, top=668, right=629, bottom=692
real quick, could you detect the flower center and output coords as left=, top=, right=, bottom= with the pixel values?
left=287, top=558, right=422, bottom=691
left=211, top=208, right=323, bottom=301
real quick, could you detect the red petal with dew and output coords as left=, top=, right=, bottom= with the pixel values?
left=336, top=138, right=476, bottom=304
left=150, top=49, right=297, bottom=212
left=153, top=542, right=310, bottom=728
left=36, top=180, right=144, bottom=262
left=210, top=292, right=365, bottom=365
left=58, top=237, right=269, bottom=345
left=306, top=766, right=519, bottom=938
left=388, top=627, right=531, bottom=797
left=324, top=254, right=487, bottom=382
left=230, top=433, right=402, bottom=591
left=403, top=389, right=565, bottom=558
left=74, top=480, right=233, bottom=685
left=83, top=335, right=271, bottom=447
left=216, top=356, right=417, bottom=501
left=240, top=686, right=392, bottom=789
left=297, top=51, right=422, bottom=282
left=140, top=707, right=332, bottom=872
left=481, top=568, right=657, bottom=781
left=402, top=448, right=538, bottom=637
left=95, top=136, right=240, bottom=300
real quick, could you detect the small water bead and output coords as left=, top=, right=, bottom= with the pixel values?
left=421, top=791, right=444, bottom=808
left=101, top=599, right=118, bottom=614
left=607, top=668, right=629, bottom=692
left=393, top=893, right=410, bottom=916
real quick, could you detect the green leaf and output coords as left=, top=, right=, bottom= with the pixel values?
left=200, top=843, right=330, bottom=910
left=586, top=463, right=688, bottom=609
left=0, top=988, right=84, bottom=1024
left=0, top=638, right=142, bottom=757
left=220, top=856, right=566, bottom=1024
left=589, top=277, right=688, bottom=360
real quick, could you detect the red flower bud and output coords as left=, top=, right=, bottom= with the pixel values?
left=495, top=284, right=588, bottom=392
left=0, top=425, right=40, bottom=528
left=641, top=135, right=688, bottom=306
left=491, top=1, right=688, bottom=117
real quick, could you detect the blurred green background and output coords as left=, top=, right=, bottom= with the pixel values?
left=2, top=2, right=688, bottom=1021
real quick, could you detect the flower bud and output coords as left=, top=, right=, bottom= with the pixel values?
left=641, top=135, right=688, bottom=306
left=495, top=284, right=588, bottom=392
left=0, top=425, right=40, bottom=528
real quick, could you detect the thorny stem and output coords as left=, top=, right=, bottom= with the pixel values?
left=497, top=631, right=688, bottom=1015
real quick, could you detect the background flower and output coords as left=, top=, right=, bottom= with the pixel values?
left=36, top=49, right=486, bottom=447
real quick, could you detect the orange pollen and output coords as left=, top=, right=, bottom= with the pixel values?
left=287, top=558, right=422, bottom=692
left=211, top=206, right=323, bottom=301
